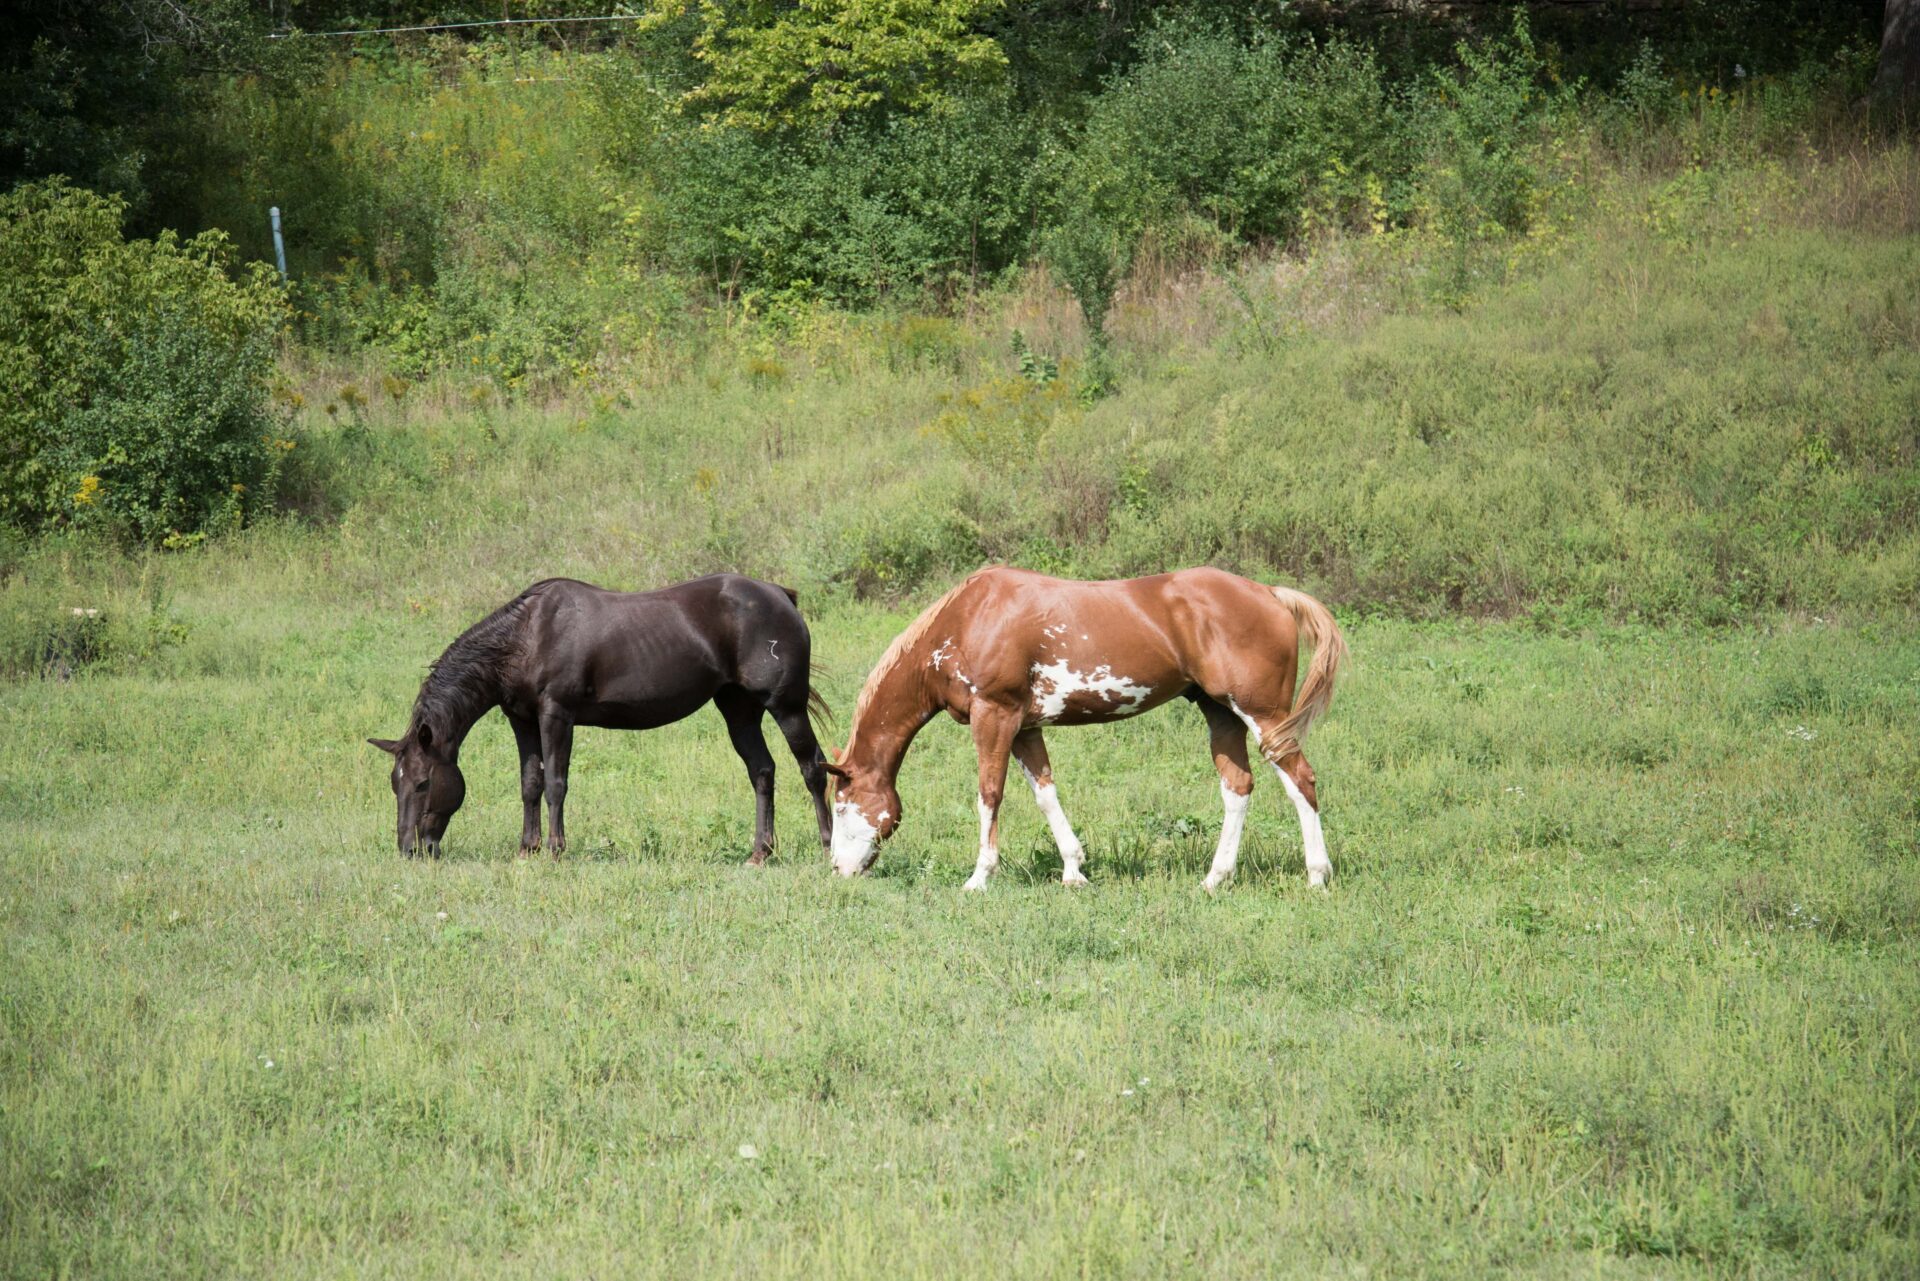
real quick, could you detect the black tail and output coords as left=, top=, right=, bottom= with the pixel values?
left=807, top=686, right=833, bottom=737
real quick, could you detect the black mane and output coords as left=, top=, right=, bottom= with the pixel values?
left=407, top=581, right=560, bottom=743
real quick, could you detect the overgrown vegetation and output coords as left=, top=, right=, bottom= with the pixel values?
left=119, top=8, right=1896, bottom=363
left=0, top=181, right=288, bottom=543
left=0, top=4, right=1906, bottom=547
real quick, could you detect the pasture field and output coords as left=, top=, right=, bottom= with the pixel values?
left=5, top=179, right=1919, bottom=1276
left=3, top=595, right=1917, bottom=1277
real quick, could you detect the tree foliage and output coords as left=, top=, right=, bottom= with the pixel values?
left=643, top=0, right=1011, bottom=129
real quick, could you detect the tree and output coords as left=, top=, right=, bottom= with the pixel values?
left=1, top=0, right=301, bottom=223
left=640, top=0, right=1010, bottom=130
left=1875, top=0, right=1918, bottom=110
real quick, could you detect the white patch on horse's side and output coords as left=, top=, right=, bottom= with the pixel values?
left=768, top=638, right=779, bottom=658
left=1277, top=768, right=1331, bottom=887
left=1029, top=659, right=1153, bottom=722
left=830, top=799, right=880, bottom=876
left=1204, top=780, right=1251, bottom=893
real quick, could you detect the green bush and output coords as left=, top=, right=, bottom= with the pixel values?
left=1418, top=18, right=1562, bottom=244
left=827, top=488, right=986, bottom=600
left=631, top=82, right=1047, bottom=305
left=0, top=180, right=287, bottom=541
left=1048, top=28, right=1402, bottom=330
left=187, top=54, right=635, bottom=383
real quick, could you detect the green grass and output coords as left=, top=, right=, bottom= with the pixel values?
left=4, top=593, right=1917, bottom=1276
left=4, top=164, right=1919, bottom=1275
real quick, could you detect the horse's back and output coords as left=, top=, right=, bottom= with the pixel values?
left=955, top=564, right=1278, bottom=633
left=507, top=575, right=810, bottom=725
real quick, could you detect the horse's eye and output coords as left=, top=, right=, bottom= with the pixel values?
left=414, top=777, right=430, bottom=794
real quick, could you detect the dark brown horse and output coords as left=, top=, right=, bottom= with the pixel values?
left=369, top=575, right=833, bottom=862
left=825, top=566, right=1345, bottom=891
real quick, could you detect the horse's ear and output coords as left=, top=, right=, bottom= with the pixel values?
left=368, top=737, right=401, bottom=754
left=416, top=723, right=434, bottom=749
left=822, top=762, right=851, bottom=782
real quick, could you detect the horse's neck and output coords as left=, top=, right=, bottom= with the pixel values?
left=412, top=668, right=500, bottom=755
left=846, top=652, right=938, bottom=784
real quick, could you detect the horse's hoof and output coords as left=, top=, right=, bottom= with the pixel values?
left=1062, top=871, right=1090, bottom=888
left=962, top=876, right=989, bottom=893
left=1202, top=873, right=1228, bottom=894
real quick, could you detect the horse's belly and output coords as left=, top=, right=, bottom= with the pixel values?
left=572, top=687, right=713, bottom=730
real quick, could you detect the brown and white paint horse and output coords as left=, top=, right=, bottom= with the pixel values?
left=824, top=566, right=1346, bottom=891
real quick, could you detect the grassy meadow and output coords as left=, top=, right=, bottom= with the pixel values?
left=5, top=153, right=1920, bottom=1275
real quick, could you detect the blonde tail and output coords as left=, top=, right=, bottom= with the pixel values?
left=1268, top=586, right=1346, bottom=758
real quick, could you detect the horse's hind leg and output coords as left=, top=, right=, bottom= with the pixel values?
left=768, top=695, right=832, bottom=856
left=717, top=689, right=778, bottom=865
left=507, top=711, right=544, bottom=855
left=1195, top=696, right=1255, bottom=893
left=1011, top=729, right=1088, bottom=887
left=1276, top=748, right=1329, bottom=887
left=1223, top=697, right=1329, bottom=887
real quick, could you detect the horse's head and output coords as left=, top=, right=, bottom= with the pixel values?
left=368, top=722, right=466, bottom=857
left=823, top=755, right=897, bottom=876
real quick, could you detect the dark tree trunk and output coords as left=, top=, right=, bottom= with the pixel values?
left=1876, top=0, right=1920, bottom=108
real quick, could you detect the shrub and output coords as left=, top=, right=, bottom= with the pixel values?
left=1418, top=18, right=1562, bottom=244
left=1047, top=28, right=1402, bottom=331
left=0, top=180, right=288, bottom=541
left=638, top=83, right=1047, bottom=305
left=924, top=373, right=1078, bottom=465
left=827, top=488, right=986, bottom=600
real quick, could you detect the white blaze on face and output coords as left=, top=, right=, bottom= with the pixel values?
left=831, top=799, right=881, bottom=876
left=1029, top=659, right=1153, bottom=722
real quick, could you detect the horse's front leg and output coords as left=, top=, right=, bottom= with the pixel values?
left=964, top=704, right=1023, bottom=892
left=538, top=705, right=573, bottom=857
left=506, top=711, right=544, bottom=855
